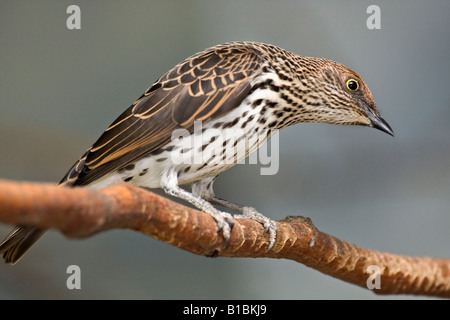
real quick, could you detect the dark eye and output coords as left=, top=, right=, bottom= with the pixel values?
left=346, top=79, right=359, bottom=91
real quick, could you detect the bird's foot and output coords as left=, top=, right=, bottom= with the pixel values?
left=235, top=207, right=277, bottom=250
left=204, top=208, right=234, bottom=248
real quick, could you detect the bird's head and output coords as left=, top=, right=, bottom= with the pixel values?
left=296, top=58, right=394, bottom=137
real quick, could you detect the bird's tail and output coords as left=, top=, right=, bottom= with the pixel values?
left=0, top=151, right=87, bottom=264
left=0, top=227, right=46, bottom=264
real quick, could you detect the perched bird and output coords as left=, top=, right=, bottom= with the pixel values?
left=0, top=41, right=393, bottom=264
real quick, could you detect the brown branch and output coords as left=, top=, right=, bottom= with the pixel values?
left=0, top=178, right=448, bottom=298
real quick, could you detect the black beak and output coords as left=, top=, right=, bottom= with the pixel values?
left=368, top=113, right=394, bottom=137
left=370, top=116, right=394, bottom=136
left=361, top=101, right=394, bottom=137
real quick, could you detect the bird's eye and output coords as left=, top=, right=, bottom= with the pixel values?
left=346, top=79, right=359, bottom=91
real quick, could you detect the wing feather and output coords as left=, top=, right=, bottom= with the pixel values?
left=60, top=42, right=264, bottom=186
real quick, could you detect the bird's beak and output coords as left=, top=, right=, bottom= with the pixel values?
left=361, top=102, right=394, bottom=137
left=367, top=112, right=394, bottom=137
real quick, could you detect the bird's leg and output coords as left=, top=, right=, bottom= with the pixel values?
left=160, top=169, right=234, bottom=247
left=192, top=177, right=277, bottom=250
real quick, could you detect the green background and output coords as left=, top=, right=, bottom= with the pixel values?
left=0, top=0, right=449, bottom=299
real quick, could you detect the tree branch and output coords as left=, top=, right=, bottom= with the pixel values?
left=0, top=178, right=448, bottom=298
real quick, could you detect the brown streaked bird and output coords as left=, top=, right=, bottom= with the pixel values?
left=0, top=41, right=393, bottom=264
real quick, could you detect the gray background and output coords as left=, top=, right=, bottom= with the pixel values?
left=0, top=1, right=449, bottom=299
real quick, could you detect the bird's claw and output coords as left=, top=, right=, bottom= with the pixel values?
left=212, top=210, right=234, bottom=249
left=240, top=207, right=277, bottom=250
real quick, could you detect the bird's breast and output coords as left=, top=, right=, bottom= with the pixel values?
left=88, top=73, right=288, bottom=189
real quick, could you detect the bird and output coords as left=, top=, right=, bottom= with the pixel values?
left=0, top=41, right=393, bottom=264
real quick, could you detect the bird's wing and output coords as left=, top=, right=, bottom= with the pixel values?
left=60, top=43, right=264, bottom=186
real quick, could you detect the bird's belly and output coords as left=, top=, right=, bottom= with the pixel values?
left=89, top=95, right=276, bottom=190
left=137, top=116, right=267, bottom=186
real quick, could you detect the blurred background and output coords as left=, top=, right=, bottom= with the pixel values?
left=0, top=0, right=449, bottom=299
